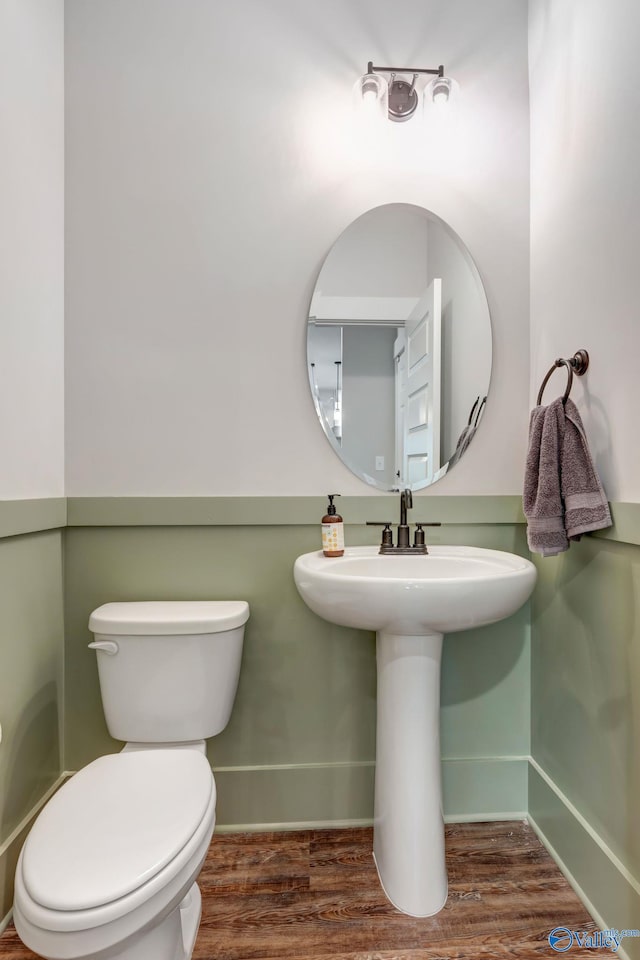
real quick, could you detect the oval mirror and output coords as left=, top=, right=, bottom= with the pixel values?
left=307, top=204, right=492, bottom=491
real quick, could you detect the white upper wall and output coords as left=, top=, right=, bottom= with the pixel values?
left=529, top=0, right=640, bottom=503
left=0, top=0, right=64, bottom=499
left=65, top=0, right=530, bottom=496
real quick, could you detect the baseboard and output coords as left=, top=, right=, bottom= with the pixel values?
left=214, top=818, right=374, bottom=834
left=0, top=910, right=12, bottom=937
left=528, top=760, right=640, bottom=960
left=0, top=774, right=67, bottom=934
left=0, top=907, right=12, bottom=937
left=211, top=757, right=528, bottom=831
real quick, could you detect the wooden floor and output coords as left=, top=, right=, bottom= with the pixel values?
left=1, top=822, right=608, bottom=959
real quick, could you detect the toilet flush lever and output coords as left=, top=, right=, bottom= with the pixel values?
left=88, top=640, right=119, bottom=656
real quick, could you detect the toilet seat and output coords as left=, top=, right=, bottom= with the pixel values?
left=15, top=751, right=216, bottom=937
left=14, top=801, right=214, bottom=960
left=22, top=750, right=214, bottom=913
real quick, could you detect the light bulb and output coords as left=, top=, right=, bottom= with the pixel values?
left=362, top=88, right=377, bottom=110
left=431, top=77, right=452, bottom=105
left=423, top=75, right=459, bottom=123
left=353, top=72, right=389, bottom=122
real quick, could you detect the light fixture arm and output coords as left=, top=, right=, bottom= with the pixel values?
left=366, top=61, right=445, bottom=78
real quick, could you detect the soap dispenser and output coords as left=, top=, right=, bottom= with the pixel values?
left=322, top=494, right=344, bottom=557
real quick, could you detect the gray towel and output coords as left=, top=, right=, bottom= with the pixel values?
left=562, top=398, right=612, bottom=539
left=523, top=397, right=611, bottom=556
left=524, top=400, right=567, bottom=556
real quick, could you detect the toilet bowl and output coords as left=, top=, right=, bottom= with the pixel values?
left=14, top=601, right=249, bottom=960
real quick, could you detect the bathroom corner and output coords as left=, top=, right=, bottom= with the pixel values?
left=1, top=0, right=639, bottom=954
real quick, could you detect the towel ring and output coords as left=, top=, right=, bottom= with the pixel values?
left=536, top=349, right=589, bottom=406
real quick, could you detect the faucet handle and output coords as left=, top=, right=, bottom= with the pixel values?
left=413, top=522, right=441, bottom=553
left=366, top=521, right=394, bottom=547
left=381, top=523, right=393, bottom=547
left=413, top=522, right=441, bottom=550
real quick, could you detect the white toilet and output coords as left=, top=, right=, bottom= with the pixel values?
left=14, top=600, right=249, bottom=960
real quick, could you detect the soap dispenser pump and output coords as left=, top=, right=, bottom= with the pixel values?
left=322, top=494, right=344, bottom=557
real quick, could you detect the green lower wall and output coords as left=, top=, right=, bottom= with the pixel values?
left=4, top=496, right=639, bottom=943
left=212, top=757, right=528, bottom=830
left=0, top=529, right=64, bottom=922
left=529, top=764, right=640, bottom=960
left=531, top=532, right=640, bottom=948
left=63, top=518, right=531, bottom=824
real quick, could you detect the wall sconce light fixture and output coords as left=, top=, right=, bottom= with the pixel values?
left=354, top=61, right=457, bottom=123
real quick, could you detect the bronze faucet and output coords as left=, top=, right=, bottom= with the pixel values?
left=367, top=489, right=441, bottom=554
left=397, top=488, right=412, bottom=547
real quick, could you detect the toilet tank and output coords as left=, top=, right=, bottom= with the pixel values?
left=88, top=601, right=249, bottom=743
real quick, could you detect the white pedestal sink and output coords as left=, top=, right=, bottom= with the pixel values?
left=294, top=545, right=536, bottom=917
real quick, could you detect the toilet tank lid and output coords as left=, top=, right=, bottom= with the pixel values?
left=89, top=600, right=249, bottom=635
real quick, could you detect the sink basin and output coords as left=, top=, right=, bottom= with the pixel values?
left=294, top=545, right=536, bottom=635
left=294, top=544, right=536, bottom=918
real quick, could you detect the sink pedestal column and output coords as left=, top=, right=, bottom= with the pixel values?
left=373, top=631, right=447, bottom=917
